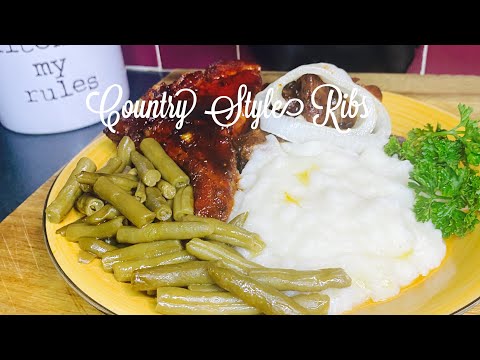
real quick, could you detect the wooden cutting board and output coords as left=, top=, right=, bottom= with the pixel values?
left=1, top=71, right=480, bottom=315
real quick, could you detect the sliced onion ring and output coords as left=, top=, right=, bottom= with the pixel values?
left=256, top=63, right=391, bottom=152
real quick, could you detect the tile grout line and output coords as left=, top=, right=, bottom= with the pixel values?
left=126, top=65, right=174, bottom=72
left=420, top=45, right=429, bottom=76
left=236, top=45, right=241, bottom=60
left=155, top=45, right=163, bottom=70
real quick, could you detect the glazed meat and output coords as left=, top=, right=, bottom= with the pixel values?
left=104, top=61, right=264, bottom=221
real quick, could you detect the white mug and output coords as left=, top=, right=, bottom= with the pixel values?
left=0, top=45, right=130, bottom=134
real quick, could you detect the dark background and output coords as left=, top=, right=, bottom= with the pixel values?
left=249, top=45, right=418, bottom=72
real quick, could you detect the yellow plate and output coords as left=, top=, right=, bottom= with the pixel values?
left=43, top=92, right=480, bottom=315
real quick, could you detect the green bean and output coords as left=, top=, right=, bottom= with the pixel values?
left=116, top=136, right=136, bottom=172
left=56, top=217, right=85, bottom=236
left=187, top=284, right=225, bottom=292
left=209, top=241, right=242, bottom=255
left=166, top=199, right=174, bottom=221
left=131, top=150, right=162, bottom=187
left=228, top=212, right=249, bottom=228
left=157, top=179, right=176, bottom=200
left=77, top=172, right=138, bottom=192
left=183, top=215, right=265, bottom=255
left=208, top=262, right=308, bottom=315
left=46, top=157, right=97, bottom=223
left=185, top=238, right=260, bottom=274
left=78, top=237, right=118, bottom=257
left=80, top=157, right=123, bottom=192
left=116, top=222, right=214, bottom=244
left=98, top=156, right=123, bottom=174
left=291, top=293, right=330, bottom=315
left=76, top=171, right=138, bottom=183
left=247, top=268, right=351, bottom=292
left=173, top=186, right=194, bottom=221
left=104, top=238, right=124, bottom=247
left=134, top=181, right=147, bottom=203
left=93, top=177, right=155, bottom=228
left=140, top=138, right=190, bottom=188
left=155, top=287, right=260, bottom=315
left=105, top=239, right=131, bottom=248
left=172, top=186, right=183, bottom=215
left=204, top=233, right=263, bottom=254
left=78, top=250, right=96, bottom=264
left=65, top=216, right=125, bottom=241
left=113, top=250, right=196, bottom=282
left=101, top=240, right=182, bottom=271
left=79, top=183, right=93, bottom=193
left=173, top=286, right=328, bottom=314
left=132, top=261, right=214, bottom=291
left=83, top=204, right=121, bottom=225
left=75, top=194, right=104, bottom=216
left=145, top=187, right=172, bottom=221
left=148, top=186, right=167, bottom=204
left=127, top=167, right=138, bottom=176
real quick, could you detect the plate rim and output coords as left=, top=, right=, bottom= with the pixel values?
left=43, top=172, right=115, bottom=315
left=42, top=92, right=480, bottom=315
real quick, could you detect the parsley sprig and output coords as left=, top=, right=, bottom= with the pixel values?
left=384, top=104, right=480, bottom=238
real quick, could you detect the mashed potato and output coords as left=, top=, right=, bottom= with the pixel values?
left=230, top=135, right=446, bottom=314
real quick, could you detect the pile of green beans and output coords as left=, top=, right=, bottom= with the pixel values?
left=185, top=238, right=260, bottom=274
left=78, top=238, right=117, bottom=257
left=116, top=136, right=135, bottom=172
left=47, top=135, right=351, bottom=315
left=173, top=186, right=194, bottom=221
left=157, top=180, right=176, bottom=200
left=140, top=138, right=189, bottom=188
left=145, top=187, right=172, bottom=221
left=131, top=150, right=161, bottom=187
left=79, top=157, right=123, bottom=193
left=75, top=194, right=104, bottom=216
left=46, top=157, right=96, bottom=223
left=77, top=172, right=139, bottom=192
left=66, top=216, right=125, bottom=242
left=134, top=181, right=147, bottom=203
left=47, top=135, right=196, bottom=255
left=102, top=240, right=183, bottom=271
left=184, top=215, right=265, bottom=254
left=113, top=250, right=196, bottom=282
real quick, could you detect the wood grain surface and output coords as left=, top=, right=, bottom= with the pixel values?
left=1, top=71, right=479, bottom=315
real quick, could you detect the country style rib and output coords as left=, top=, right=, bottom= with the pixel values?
left=104, top=60, right=263, bottom=221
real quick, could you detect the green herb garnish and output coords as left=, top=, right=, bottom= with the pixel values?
left=384, top=104, right=480, bottom=238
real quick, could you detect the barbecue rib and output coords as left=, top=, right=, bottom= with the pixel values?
left=105, top=61, right=264, bottom=221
